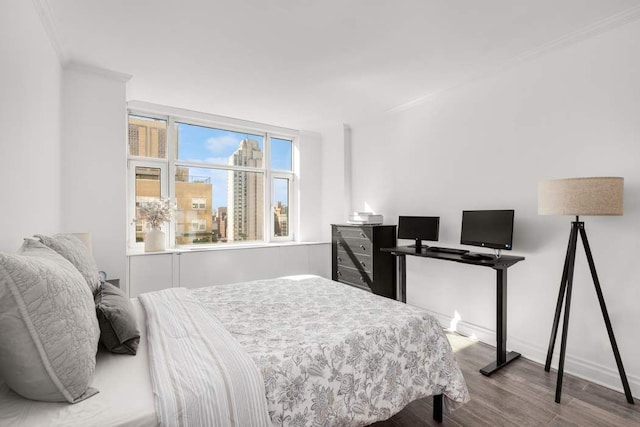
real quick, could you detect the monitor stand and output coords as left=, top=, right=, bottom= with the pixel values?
left=407, top=239, right=426, bottom=252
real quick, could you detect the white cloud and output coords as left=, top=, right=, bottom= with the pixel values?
left=205, top=135, right=242, bottom=156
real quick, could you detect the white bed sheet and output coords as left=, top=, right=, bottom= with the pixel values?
left=0, top=299, right=157, bottom=427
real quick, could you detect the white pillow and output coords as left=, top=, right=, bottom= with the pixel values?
left=0, top=239, right=100, bottom=403
left=35, top=234, right=101, bottom=295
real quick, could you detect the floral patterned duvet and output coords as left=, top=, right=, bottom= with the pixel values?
left=191, top=275, right=469, bottom=426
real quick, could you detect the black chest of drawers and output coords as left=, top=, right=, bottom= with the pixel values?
left=331, top=224, right=397, bottom=300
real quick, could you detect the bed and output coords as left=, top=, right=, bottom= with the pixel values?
left=0, top=274, right=469, bottom=426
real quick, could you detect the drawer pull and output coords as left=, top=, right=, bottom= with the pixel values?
left=338, top=241, right=343, bottom=247
left=338, top=256, right=343, bottom=262
left=361, top=262, right=366, bottom=268
left=360, top=232, right=366, bottom=238
left=360, top=276, right=367, bottom=283
left=337, top=270, right=342, bottom=277
left=360, top=244, right=366, bottom=250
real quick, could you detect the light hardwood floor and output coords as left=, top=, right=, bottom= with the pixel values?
left=375, top=332, right=640, bottom=426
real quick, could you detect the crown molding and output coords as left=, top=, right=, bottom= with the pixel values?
left=504, top=4, right=640, bottom=70
left=32, top=0, right=67, bottom=64
left=66, top=61, right=133, bottom=83
left=31, top=0, right=133, bottom=82
left=388, top=4, right=640, bottom=115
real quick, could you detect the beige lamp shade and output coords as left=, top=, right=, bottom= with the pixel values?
left=538, top=177, right=623, bottom=216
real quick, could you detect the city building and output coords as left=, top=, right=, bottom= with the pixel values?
left=274, top=201, right=288, bottom=237
left=128, top=116, right=167, bottom=158
left=175, top=167, right=213, bottom=244
left=226, top=139, right=264, bottom=242
left=213, top=207, right=228, bottom=242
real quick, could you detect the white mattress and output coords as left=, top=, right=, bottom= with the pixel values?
left=0, top=300, right=157, bottom=427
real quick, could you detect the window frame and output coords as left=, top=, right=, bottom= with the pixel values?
left=127, top=159, right=169, bottom=248
left=191, top=198, right=206, bottom=210
left=127, top=104, right=298, bottom=249
left=269, top=134, right=295, bottom=241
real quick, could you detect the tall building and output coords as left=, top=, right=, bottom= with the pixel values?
left=227, top=139, right=263, bottom=241
left=274, top=201, right=288, bottom=237
left=128, top=116, right=167, bottom=158
left=213, top=207, right=228, bottom=242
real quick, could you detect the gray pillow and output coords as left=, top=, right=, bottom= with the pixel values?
left=0, top=239, right=100, bottom=403
left=95, top=281, right=140, bottom=355
left=35, top=234, right=101, bottom=294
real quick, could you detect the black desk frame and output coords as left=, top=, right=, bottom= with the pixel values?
left=382, top=246, right=525, bottom=376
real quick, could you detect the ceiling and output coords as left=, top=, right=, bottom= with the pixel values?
left=47, top=0, right=640, bottom=130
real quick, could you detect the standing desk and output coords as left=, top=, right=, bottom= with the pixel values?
left=380, top=246, right=525, bottom=376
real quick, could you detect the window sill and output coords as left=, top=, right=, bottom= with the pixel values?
left=126, top=240, right=329, bottom=257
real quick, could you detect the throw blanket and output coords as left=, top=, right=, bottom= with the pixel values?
left=139, top=288, right=271, bottom=427
left=192, top=276, right=469, bottom=426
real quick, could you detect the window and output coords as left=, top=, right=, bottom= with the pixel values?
left=192, top=198, right=206, bottom=210
left=191, top=219, right=207, bottom=232
left=174, top=125, right=266, bottom=245
left=127, top=110, right=297, bottom=248
left=273, top=177, right=290, bottom=238
left=128, top=116, right=167, bottom=159
left=177, top=123, right=264, bottom=165
left=270, top=137, right=292, bottom=171
left=132, top=166, right=166, bottom=243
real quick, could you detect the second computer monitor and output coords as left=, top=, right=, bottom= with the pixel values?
left=398, top=216, right=440, bottom=249
left=460, top=209, right=514, bottom=251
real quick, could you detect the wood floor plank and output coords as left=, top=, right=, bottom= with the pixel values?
left=373, top=332, right=639, bottom=426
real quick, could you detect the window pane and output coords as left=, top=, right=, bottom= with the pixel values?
left=175, top=166, right=264, bottom=244
left=135, top=166, right=162, bottom=242
left=128, top=116, right=167, bottom=158
left=273, top=178, right=289, bottom=237
left=175, top=166, right=213, bottom=245
left=271, top=138, right=292, bottom=171
left=177, top=123, right=264, bottom=166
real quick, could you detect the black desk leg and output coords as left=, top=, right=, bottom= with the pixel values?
left=398, top=254, right=407, bottom=303
left=480, top=268, right=521, bottom=376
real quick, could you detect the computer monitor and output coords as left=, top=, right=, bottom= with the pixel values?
left=460, top=210, right=514, bottom=251
left=398, top=216, right=440, bottom=250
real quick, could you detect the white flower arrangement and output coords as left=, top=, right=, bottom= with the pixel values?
left=135, top=198, right=176, bottom=230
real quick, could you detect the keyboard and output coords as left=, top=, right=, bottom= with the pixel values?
left=428, top=247, right=469, bottom=255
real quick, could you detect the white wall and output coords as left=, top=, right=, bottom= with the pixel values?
left=319, top=124, right=352, bottom=240
left=0, top=0, right=62, bottom=251
left=349, top=20, right=640, bottom=396
left=61, top=65, right=128, bottom=282
left=297, top=130, right=323, bottom=241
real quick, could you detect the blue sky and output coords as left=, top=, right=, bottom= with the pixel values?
left=177, top=123, right=291, bottom=211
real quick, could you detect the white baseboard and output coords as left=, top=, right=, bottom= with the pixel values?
left=424, top=308, right=639, bottom=400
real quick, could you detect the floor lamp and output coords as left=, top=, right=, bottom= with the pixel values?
left=538, top=177, right=634, bottom=404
